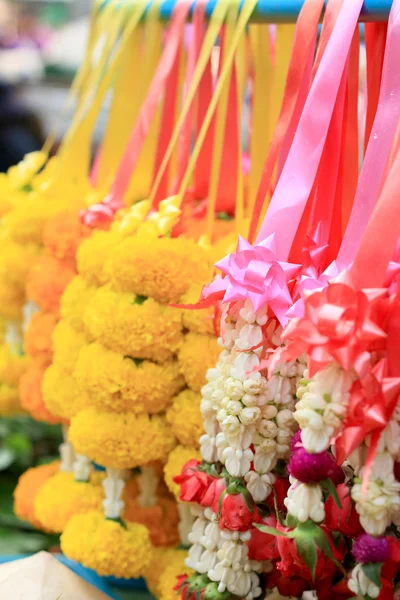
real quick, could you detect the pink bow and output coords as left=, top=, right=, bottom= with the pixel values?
left=202, top=234, right=299, bottom=326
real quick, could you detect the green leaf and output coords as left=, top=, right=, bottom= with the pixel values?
left=313, top=524, right=346, bottom=576
left=254, top=523, right=289, bottom=537
left=0, top=448, right=15, bottom=471
left=321, top=478, right=342, bottom=509
left=123, top=356, right=144, bottom=366
left=216, top=212, right=233, bottom=222
left=296, top=534, right=317, bottom=580
left=271, top=486, right=285, bottom=526
left=133, top=295, right=148, bottom=305
left=106, top=517, right=127, bottom=529
left=286, top=514, right=298, bottom=529
left=361, top=563, right=383, bottom=589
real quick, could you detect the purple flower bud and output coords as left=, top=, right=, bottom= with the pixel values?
left=290, top=431, right=302, bottom=453
left=288, top=446, right=345, bottom=484
left=353, top=533, right=390, bottom=563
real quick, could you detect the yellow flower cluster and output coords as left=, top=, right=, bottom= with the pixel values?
left=167, top=390, right=203, bottom=448
left=61, top=511, right=153, bottom=579
left=84, top=287, right=183, bottom=362
left=0, top=242, right=39, bottom=320
left=144, top=548, right=190, bottom=598
left=0, top=385, right=23, bottom=415
left=42, top=364, right=89, bottom=420
left=14, top=461, right=60, bottom=530
left=23, top=312, right=56, bottom=362
left=26, top=253, right=76, bottom=316
left=69, top=407, right=177, bottom=469
left=42, top=210, right=90, bottom=263
left=157, top=550, right=193, bottom=600
left=52, top=320, right=87, bottom=373
left=19, top=359, right=63, bottom=423
left=34, top=472, right=104, bottom=534
left=178, top=332, right=220, bottom=392
left=60, top=276, right=96, bottom=333
left=0, top=344, right=28, bottom=416
left=106, top=235, right=212, bottom=304
left=164, top=445, right=201, bottom=500
left=74, top=342, right=184, bottom=413
left=76, top=230, right=122, bottom=287
left=180, top=283, right=215, bottom=335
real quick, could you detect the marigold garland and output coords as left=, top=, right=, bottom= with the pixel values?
left=84, top=286, right=183, bottom=362
left=157, top=552, right=193, bottom=600
left=19, top=359, right=62, bottom=423
left=178, top=333, right=220, bottom=392
left=42, top=364, right=90, bottom=420
left=60, top=276, right=96, bottom=332
left=0, top=384, right=23, bottom=415
left=106, top=235, right=212, bottom=304
left=42, top=210, right=90, bottom=264
left=13, top=461, right=60, bottom=529
left=180, top=284, right=215, bottom=336
left=77, top=230, right=122, bottom=287
left=69, top=407, right=177, bottom=469
left=0, top=241, right=40, bottom=288
left=74, top=342, right=184, bottom=414
left=52, top=320, right=87, bottom=373
left=0, top=344, right=28, bottom=387
left=164, top=446, right=201, bottom=500
left=166, top=389, right=203, bottom=448
left=144, top=548, right=191, bottom=599
left=0, top=280, right=25, bottom=321
left=61, top=511, right=153, bottom=579
left=23, top=312, right=56, bottom=362
left=124, top=497, right=180, bottom=547
left=34, top=472, right=104, bottom=534
left=26, top=254, right=76, bottom=316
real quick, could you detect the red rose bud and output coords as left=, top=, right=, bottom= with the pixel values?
left=219, top=488, right=258, bottom=532
left=247, top=515, right=279, bottom=561
left=288, top=446, right=345, bottom=484
left=324, top=483, right=363, bottom=538
left=266, top=477, right=290, bottom=512
left=173, top=460, right=212, bottom=504
left=200, top=477, right=226, bottom=514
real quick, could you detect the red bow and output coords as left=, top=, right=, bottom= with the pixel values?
left=280, top=282, right=387, bottom=377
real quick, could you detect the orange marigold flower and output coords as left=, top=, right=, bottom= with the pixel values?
left=26, top=254, right=76, bottom=316
left=14, top=461, right=60, bottom=530
left=24, top=312, right=57, bottom=362
left=19, top=358, right=63, bottom=424
left=42, top=210, right=90, bottom=265
left=124, top=497, right=179, bottom=548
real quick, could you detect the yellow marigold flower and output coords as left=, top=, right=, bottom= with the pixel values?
left=0, top=384, right=23, bottom=416
left=42, top=364, right=89, bottom=420
left=166, top=389, right=203, bottom=448
left=74, top=342, right=184, bottom=414
left=0, top=280, right=25, bottom=321
left=60, top=276, right=96, bottom=332
left=164, top=446, right=201, bottom=500
left=0, top=344, right=28, bottom=387
left=42, top=210, right=90, bottom=263
left=27, top=254, right=76, bottom=316
left=34, top=472, right=104, bottom=534
left=158, top=551, right=193, bottom=600
left=14, top=461, right=60, bottom=530
left=69, top=407, right=177, bottom=469
left=3, top=192, right=67, bottom=245
left=106, top=235, right=212, bottom=304
left=0, top=241, right=39, bottom=288
left=52, top=320, right=87, bottom=374
left=24, top=312, right=56, bottom=362
left=178, top=333, right=220, bottom=392
left=84, top=287, right=183, bottom=363
left=124, top=496, right=179, bottom=548
left=19, top=358, right=62, bottom=424
left=77, top=230, right=122, bottom=287
left=180, top=283, right=215, bottom=335
left=144, top=548, right=189, bottom=598
left=61, top=511, right=152, bottom=579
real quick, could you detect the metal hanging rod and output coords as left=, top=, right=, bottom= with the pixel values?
left=100, top=0, right=392, bottom=22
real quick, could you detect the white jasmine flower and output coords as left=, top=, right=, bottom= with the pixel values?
left=284, top=478, right=325, bottom=523
left=245, top=471, right=275, bottom=502
left=348, top=564, right=380, bottom=599
left=239, top=406, right=261, bottom=426
left=222, top=446, right=254, bottom=477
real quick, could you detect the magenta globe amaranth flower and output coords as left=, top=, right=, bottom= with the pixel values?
left=352, top=533, right=390, bottom=563
left=288, top=446, right=344, bottom=484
